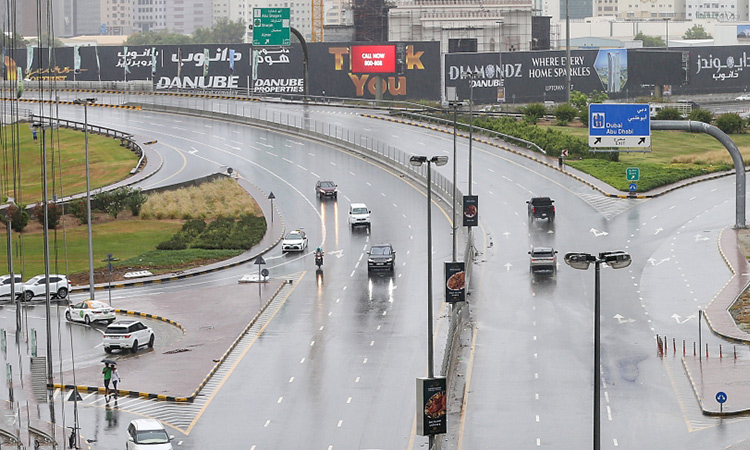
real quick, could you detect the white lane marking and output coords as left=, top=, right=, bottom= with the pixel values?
left=300, top=358, right=305, bottom=364
left=349, top=171, right=355, bottom=176
left=297, top=165, right=307, bottom=171
left=282, top=157, right=294, bottom=164
left=264, top=420, right=270, bottom=427
left=266, top=151, right=278, bottom=156
left=355, top=377, right=360, bottom=383
left=330, top=161, right=337, bottom=166
left=607, top=405, right=612, bottom=421
left=337, top=420, right=343, bottom=427
left=362, top=358, right=368, bottom=364
left=310, top=341, right=315, bottom=347
left=310, top=171, right=319, bottom=178
left=308, top=152, right=315, bottom=156
left=289, top=377, right=294, bottom=383
left=350, top=270, right=356, bottom=277
left=347, top=397, right=352, bottom=403
left=370, top=341, right=375, bottom=346
left=277, top=397, right=283, bottom=403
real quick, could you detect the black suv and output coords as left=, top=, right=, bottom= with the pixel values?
left=315, top=180, right=338, bottom=199
left=367, top=244, right=396, bottom=272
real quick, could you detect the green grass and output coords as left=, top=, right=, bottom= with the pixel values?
left=0, top=220, right=183, bottom=280
left=543, top=124, right=750, bottom=191
left=2, top=125, right=137, bottom=204
left=118, top=249, right=244, bottom=272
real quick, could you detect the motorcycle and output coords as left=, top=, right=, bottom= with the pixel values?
left=315, top=252, right=324, bottom=268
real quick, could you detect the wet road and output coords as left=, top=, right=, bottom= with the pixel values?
left=17, top=93, right=750, bottom=449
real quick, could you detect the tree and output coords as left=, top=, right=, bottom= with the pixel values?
left=125, top=30, right=192, bottom=46
left=521, top=103, right=547, bottom=124
left=192, top=18, right=246, bottom=44
left=715, top=113, right=744, bottom=134
left=634, top=31, right=665, bottom=48
left=553, top=103, right=578, bottom=125
left=1, top=30, right=29, bottom=48
left=688, top=109, right=713, bottom=124
left=570, top=90, right=609, bottom=126
left=683, top=25, right=712, bottom=40
left=655, top=107, right=683, bottom=120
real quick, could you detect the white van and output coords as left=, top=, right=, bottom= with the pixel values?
left=348, top=203, right=371, bottom=228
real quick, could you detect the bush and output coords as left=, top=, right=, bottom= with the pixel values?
left=553, top=103, right=578, bottom=125
left=192, top=217, right=235, bottom=249
left=156, top=234, right=189, bottom=250
left=688, top=109, right=713, bottom=124
left=521, top=103, right=547, bottom=124
left=126, top=188, right=147, bottom=216
left=715, top=113, right=745, bottom=134
left=66, top=198, right=89, bottom=224
left=1, top=204, right=29, bottom=233
left=655, top=107, right=684, bottom=120
left=32, top=202, right=63, bottom=229
left=181, top=219, right=207, bottom=237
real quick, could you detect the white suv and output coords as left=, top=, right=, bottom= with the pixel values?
left=127, top=419, right=174, bottom=450
left=22, top=274, right=71, bottom=301
left=103, top=320, right=155, bottom=354
left=0, top=275, right=23, bottom=300
left=348, top=203, right=371, bottom=228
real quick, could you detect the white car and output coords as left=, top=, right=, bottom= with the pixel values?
left=0, top=275, right=23, bottom=300
left=127, top=419, right=174, bottom=450
left=65, top=300, right=116, bottom=325
left=22, top=274, right=72, bottom=301
left=282, top=229, right=308, bottom=252
left=103, top=320, right=155, bottom=354
left=736, top=94, right=750, bottom=101
left=348, top=203, right=371, bottom=228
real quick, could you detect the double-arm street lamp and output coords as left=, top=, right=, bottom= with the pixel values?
left=564, top=250, right=632, bottom=450
left=73, top=98, right=97, bottom=298
left=409, top=154, right=448, bottom=448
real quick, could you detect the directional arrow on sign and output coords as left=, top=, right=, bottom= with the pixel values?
left=590, top=228, right=609, bottom=237
left=613, top=314, right=635, bottom=324
left=638, top=137, right=646, bottom=145
left=594, top=137, right=602, bottom=145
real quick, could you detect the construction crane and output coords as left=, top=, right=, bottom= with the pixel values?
left=311, top=0, right=324, bottom=42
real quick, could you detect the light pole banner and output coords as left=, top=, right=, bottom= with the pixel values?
left=416, top=377, right=447, bottom=435
left=463, top=195, right=478, bottom=227
left=445, top=261, right=466, bottom=303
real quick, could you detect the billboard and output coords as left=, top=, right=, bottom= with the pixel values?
left=445, top=261, right=466, bottom=303
left=351, top=45, right=396, bottom=73
left=416, top=377, right=447, bottom=436
left=462, top=195, right=478, bottom=227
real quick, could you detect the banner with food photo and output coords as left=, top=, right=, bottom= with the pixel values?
left=445, top=261, right=466, bottom=303
left=416, top=376, right=447, bottom=436
left=463, top=195, right=478, bottom=227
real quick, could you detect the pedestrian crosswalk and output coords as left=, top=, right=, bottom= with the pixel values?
left=55, top=273, right=302, bottom=434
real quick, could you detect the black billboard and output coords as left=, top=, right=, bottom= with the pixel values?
left=462, top=195, right=478, bottom=227
left=416, top=377, right=447, bottom=435
left=445, top=261, right=466, bottom=303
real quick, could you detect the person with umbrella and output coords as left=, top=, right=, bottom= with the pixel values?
left=110, top=362, right=121, bottom=400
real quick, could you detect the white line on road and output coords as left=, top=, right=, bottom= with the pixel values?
left=282, top=157, right=294, bottom=164
left=362, top=358, right=368, bottom=364
left=277, top=397, right=283, bottom=403
left=289, top=377, right=294, bottom=383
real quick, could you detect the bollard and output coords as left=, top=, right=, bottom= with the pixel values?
left=734, top=345, right=737, bottom=360
left=720, top=345, right=723, bottom=359
left=656, top=335, right=663, bottom=357
left=673, top=337, right=676, bottom=355
left=693, top=342, right=696, bottom=357
left=683, top=340, right=685, bottom=356
left=706, top=343, right=709, bottom=358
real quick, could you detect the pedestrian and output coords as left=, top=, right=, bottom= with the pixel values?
left=102, top=362, right=113, bottom=399
left=32, top=129, right=37, bottom=141
left=110, top=364, right=121, bottom=399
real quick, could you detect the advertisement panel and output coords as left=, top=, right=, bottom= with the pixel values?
left=251, top=45, right=305, bottom=95
left=307, top=41, right=440, bottom=100
left=416, top=377, right=447, bottom=436
left=445, top=261, right=466, bottom=303
left=445, top=53, right=503, bottom=104
left=463, top=195, right=478, bottom=227
left=351, top=45, right=396, bottom=73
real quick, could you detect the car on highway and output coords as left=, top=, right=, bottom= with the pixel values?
left=348, top=203, right=371, bottom=228
left=127, top=418, right=174, bottom=450
left=315, top=180, right=338, bottom=199
left=21, top=274, right=72, bottom=301
left=65, top=300, right=116, bottom=325
left=103, top=319, right=155, bottom=354
left=736, top=94, right=750, bottom=101
left=368, top=244, right=396, bottom=271
left=0, top=275, right=23, bottom=300
left=282, top=229, right=308, bottom=252
left=527, top=197, right=555, bottom=222
left=529, top=247, right=558, bottom=276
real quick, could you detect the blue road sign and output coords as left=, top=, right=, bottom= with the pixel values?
left=716, top=391, right=727, bottom=404
left=629, top=183, right=637, bottom=192
left=589, top=104, right=651, bottom=148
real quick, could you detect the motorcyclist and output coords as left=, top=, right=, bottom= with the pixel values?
left=315, top=247, right=324, bottom=266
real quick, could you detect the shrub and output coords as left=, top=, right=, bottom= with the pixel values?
left=1, top=204, right=29, bottom=233
left=32, top=202, right=63, bottom=229
left=181, top=219, right=207, bottom=237
left=126, top=188, right=147, bottom=216
left=156, top=234, right=189, bottom=250
left=192, top=217, right=235, bottom=249
left=715, top=113, right=745, bottom=134
left=66, top=198, right=89, bottom=224
left=655, top=107, right=684, bottom=120
left=521, top=103, right=547, bottom=124
left=688, top=109, right=713, bottom=124
left=553, top=103, right=578, bottom=125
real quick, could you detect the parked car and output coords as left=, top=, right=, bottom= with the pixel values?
left=65, top=300, right=116, bottom=325
left=368, top=244, right=396, bottom=271
left=21, top=274, right=72, bottom=301
left=282, top=229, right=308, bottom=252
left=348, top=203, right=371, bottom=228
left=0, top=275, right=23, bottom=300
left=527, top=197, right=555, bottom=222
left=736, top=94, right=750, bottom=101
left=315, top=180, right=338, bottom=199
left=103, top=320, right=155, bottom=354
left=127, top=418, right=174, bottom=450
left=529, top=247, right=558, bottom=276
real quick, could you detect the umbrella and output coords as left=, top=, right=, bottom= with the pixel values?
left=100, top=359, right=116, bottom=365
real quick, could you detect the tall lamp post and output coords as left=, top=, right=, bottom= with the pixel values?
left=1, top=199, right=20, bottom=336
left=664, top=18, right=670, bottom=50
left=409, top=154, right=449, bottom=448
left=73, top=98, right=97, bottom=299
left=447, top=100, right=461, bottom=262
left=564, top=251, right=631, bottom=450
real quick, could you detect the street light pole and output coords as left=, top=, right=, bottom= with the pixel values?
left=74, top=97, right=97, bottom=299
left=564, top=250, right=632, bottom=450
left=565, top=0, right=571, bottom=103
left=451, top=103, right=458, bottom=262
left=664, top=18, right=670, bottom=50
